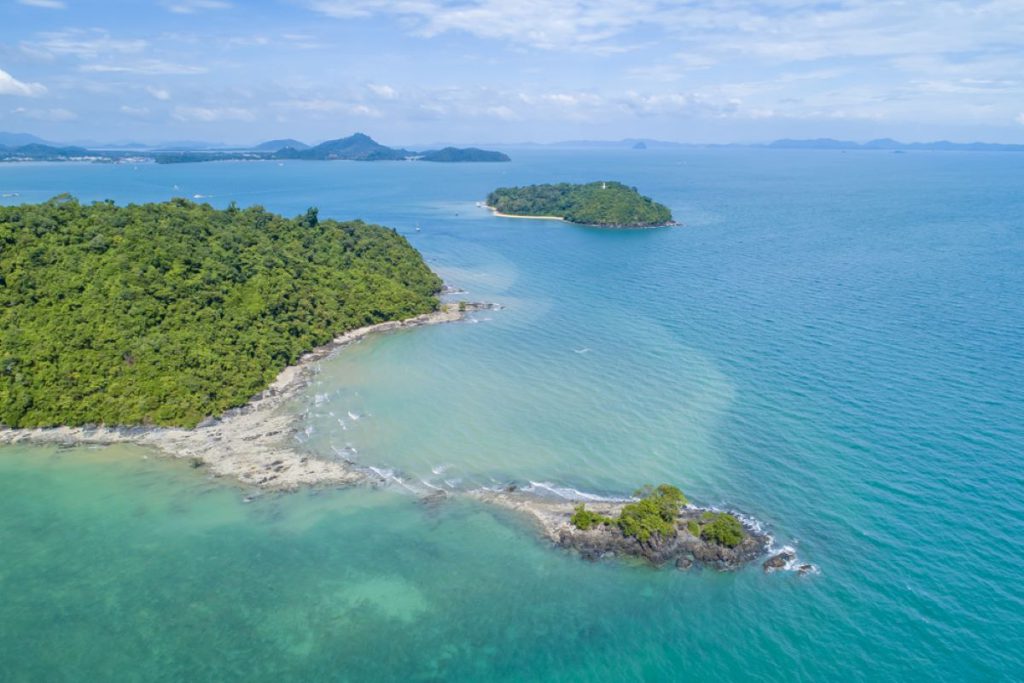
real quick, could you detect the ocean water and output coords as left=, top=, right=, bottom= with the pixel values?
left=1, top=149, right=1022, bottom=681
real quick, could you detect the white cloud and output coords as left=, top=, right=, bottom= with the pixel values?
left=23, top=31, right=147, bottom=60
left=275, top=99, right=382, bottom=117
left=81, top=60, right=207, bottom=75
left=0, top=68, right=47, bottom=97
left=1017, top=113, right=1024, bottom=126
left=163, top=0, right=232, bottom=13
left=18, top=0, right=66, bottom=8
left=146, top=86, right=171, bottom=100
left=172, top=105, right=254, bottom=122
left=307, top=0, right=648, bottom=51
left=120, top=105, right=150, bottom=116
left=12, top=106, right=76, bottom=121
left=367, top=83, right=398, bottom=99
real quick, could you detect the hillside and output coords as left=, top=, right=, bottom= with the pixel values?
left=0, top=196, right=442, bottom=428
left=274, top=133, right=412, bottom=160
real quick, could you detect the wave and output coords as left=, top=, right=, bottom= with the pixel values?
left=522, top=481, right=622, bottom=502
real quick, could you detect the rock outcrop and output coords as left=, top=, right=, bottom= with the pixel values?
left=474, top=491, right=770, bottom=572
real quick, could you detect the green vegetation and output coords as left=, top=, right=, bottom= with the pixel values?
left=570, top=504, right=613, bottom=530
left=485, top=181, right=673, bottom=227
left=0, top=196, right=442, bottom=428
left=570, top=484, right=688, bottom=541
left=568, top=484, right=748, bottom=548
left=700, top=513, right=745, bottom=548
left=617, top=484, right=687, bottom=541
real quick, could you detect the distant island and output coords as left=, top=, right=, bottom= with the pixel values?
left=0, top=196, right=443, bottom=429
left=485, top=181, right=674, bottom=227
left=0, top=133, right=510, bottom=165
left=419, top=147, right=511, bottom=162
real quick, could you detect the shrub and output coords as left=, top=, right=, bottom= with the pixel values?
left=701, top=513, right=745, bottom=548
left=617, top=484, right=688, bottom=542
left=570, top=504, right=612, bottom=531
left=686, top=520, right=700, bottom=537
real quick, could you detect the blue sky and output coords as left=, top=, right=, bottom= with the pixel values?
left=1, top=0, right=1023, bottom=145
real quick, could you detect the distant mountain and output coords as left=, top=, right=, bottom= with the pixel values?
left=253, top=138, right=309, bottom=152
left=275, top=133, right=411, bottom=160
left=769, top=138, right=860, bottom=150
left=418, top=147, right=510, bottom=162
left=770, top=138, right=1024, bottom=152
left=0, top=132, right=53, bottom=147
left=0, top=143, right=94, bottom=160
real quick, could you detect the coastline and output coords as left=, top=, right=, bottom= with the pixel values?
left=481, top=203, right=677, bottom=228
left=0, top=303, right=483, bottom=491
left=481, top=203, right=566, bottom=221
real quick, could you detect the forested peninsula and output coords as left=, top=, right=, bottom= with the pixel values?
left=485, top=182, right=674, bottom=227
left=0, top=196, right=442, bottom=429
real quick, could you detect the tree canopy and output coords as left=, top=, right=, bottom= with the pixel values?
left=486, top=182, right=673, bottom=227
left=0, top=196, right=442, bottom=428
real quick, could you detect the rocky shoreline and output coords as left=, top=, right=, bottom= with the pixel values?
left=0, top=302, right=498, bottom=491
left=473, top=490, right=775, bottom=572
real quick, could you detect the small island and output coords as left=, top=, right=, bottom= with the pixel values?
left=419, top=147, right=510, bottom=162
left=485, top=181, right=674, bottom=227
left=477, top=483, right=787, bottom=572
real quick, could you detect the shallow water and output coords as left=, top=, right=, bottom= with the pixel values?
left=1, top=149, right=1023, bottom=680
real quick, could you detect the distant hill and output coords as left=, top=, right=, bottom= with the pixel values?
left=0, top=132, right=52, bottom=147
left=419, top=147, right=510, bottom=162
left=0, top=144, right=94, bottom=161
left=275, top=133, right=411, bottom=160
left=253, top=138, right=309, bottom=152
left=770, top=138, right=1024, bottom=152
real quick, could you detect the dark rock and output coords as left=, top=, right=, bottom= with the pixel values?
left=797, top=564, right=814, bottom=576
left=555, top=509, right=770, bottom=572
left=189, top=457, right=205, bottom=469
left=763, top=550, right=796, bottom=572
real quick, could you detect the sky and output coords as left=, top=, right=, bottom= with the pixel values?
left=1, top=0, right=1022, bottom=146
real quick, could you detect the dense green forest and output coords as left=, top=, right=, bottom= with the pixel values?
left=486, top=182, right=673, bottom=227
left=0, top=196, right=442, bottom=428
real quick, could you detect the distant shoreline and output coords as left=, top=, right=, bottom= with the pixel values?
left=481, top=202, right=677, bottom=228
left=481, top=203, right=566, bottom=221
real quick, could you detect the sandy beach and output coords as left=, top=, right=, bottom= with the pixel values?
left=482, top=203, right=566, bottom=221
left=0, top=304, right=478, bottom=490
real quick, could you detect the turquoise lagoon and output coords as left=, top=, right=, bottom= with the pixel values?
left=1, top=149, right=1022, bottom=680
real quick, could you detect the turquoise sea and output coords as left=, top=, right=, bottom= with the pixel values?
left=1, top=149, right=1022, bottom=681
